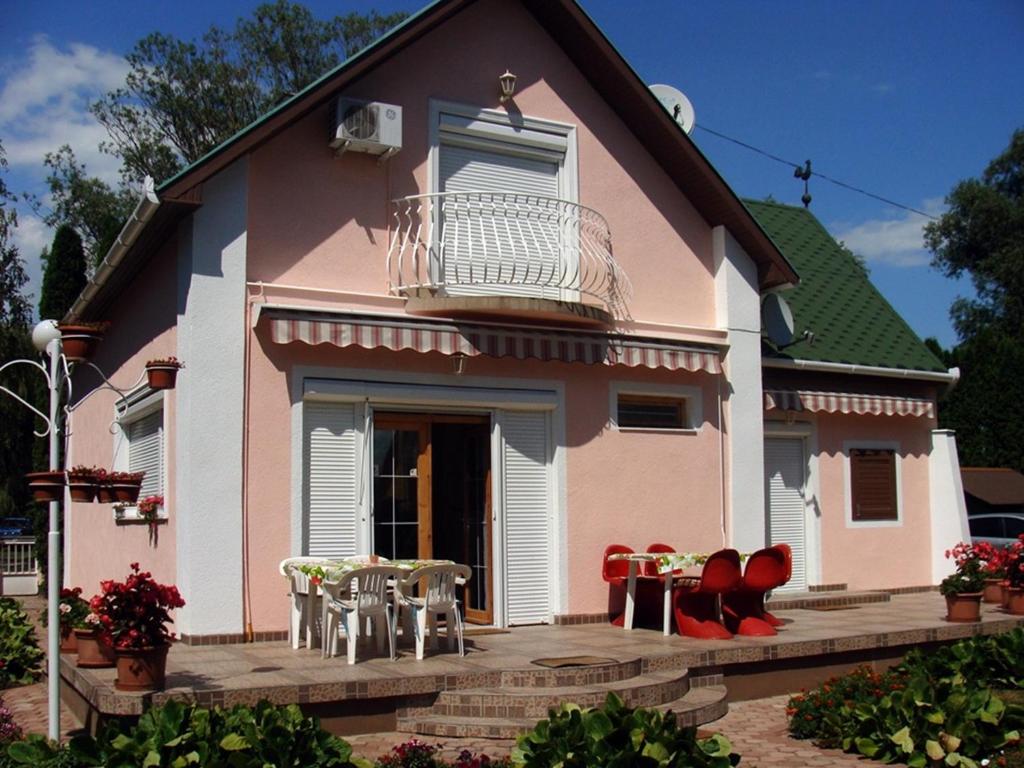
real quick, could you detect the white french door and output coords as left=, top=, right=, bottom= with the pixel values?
left=764, top=437, right=808, bottom=591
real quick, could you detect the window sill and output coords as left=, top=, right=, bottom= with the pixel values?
left=614, top=426, right=699, bottom=435
left=113, top=506, right=169, bottom=524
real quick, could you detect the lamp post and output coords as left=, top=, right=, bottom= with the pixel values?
left=0, top=319, right=175, bottom=741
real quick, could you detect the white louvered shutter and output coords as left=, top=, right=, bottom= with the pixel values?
left=304, top=402, right=358, bottom=558
left=501, top=411, right=552, bottom=625
left=128, top=409, right=163, bottom=497
left=439, top=143, right=561, bottom=299
left=764, top=438, right=807, bottom=591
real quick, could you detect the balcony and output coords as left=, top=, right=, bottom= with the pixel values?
left=387, top=192, right=632, bottom=324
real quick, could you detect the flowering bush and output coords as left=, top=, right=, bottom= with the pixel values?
left=787, top=666, right=907, bottom=743
left=940, top=542, right=988, bottom=596
left=1007, top=535, right=1024, bottom=589
left=39, top=587, right=91, bottom=634
left=0, top=695, right=22, bottom=744
left=136, top=495, right=163, bottom=521
left=974, top=540, right=1010, bottom=579
left=375, top=739, right=511, bottom=768
left=89, top=563, right=185, bottom=650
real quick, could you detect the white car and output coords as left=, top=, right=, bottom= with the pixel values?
left=969, top=513, right=1024, bottom=549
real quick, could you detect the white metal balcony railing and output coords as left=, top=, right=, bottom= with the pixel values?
left=387, top=191, right=632, bottom=318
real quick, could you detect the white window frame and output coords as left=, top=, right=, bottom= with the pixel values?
left=111, top=388, right=168, bottom=523
left=608, top=381, right=702, bottom=433
left=843, top=440, right=902, bottom=528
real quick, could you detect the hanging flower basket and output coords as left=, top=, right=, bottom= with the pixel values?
left=66, top=466, right=100, bottom=503
left=108, top=471, right=144, bottom=504
left=25, top=471, right=65, bottom=503
left=93, top=468, right=114, bottom=503
left=56, top=322, right=108, bottom=362
left=145, top=357, right=183, bottom=390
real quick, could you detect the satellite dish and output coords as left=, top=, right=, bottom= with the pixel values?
left=762, top=294, right=796, bottom=347
left=649, top=84, right=696, bottom=135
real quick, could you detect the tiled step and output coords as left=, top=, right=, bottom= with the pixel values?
left=402, top=684, right=728, bottom=740
left=428, top=668, right=690, bottom=720
left=766, top=589, right=890, bottom=611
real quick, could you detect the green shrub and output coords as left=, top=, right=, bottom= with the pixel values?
left=0, top=599, right=43, bottom=689
left=3, top=700, right=370, bottom=768
left=787, top=631, right=1024, bottom=765
left=512, top=692, right=739, bottom=767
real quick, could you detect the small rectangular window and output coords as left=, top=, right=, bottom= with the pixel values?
left=616, top=395, right=688, bottom=430
left=850, top=448, right=897, bottom=522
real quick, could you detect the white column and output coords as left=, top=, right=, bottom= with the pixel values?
left=713, top=226, right=766, bottom=554
left=928, top=429, right=971, bottom=583
left=175, top=159, right=248, bottom=637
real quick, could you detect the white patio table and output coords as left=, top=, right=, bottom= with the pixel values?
left=606, top=552, right=705, bottom=636
left=283, top=558, right=454, bottom=649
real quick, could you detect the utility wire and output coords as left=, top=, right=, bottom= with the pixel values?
left=695, top=124, right=938, bottom=220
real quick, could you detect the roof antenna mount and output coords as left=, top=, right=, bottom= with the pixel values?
left=794, top=159, right=812, bottom=208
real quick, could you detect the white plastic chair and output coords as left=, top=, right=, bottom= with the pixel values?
left=279, top=557, right=328, bottom=650
left=322, top=566, right=404, bottom=664
left=395, top=564, right=472, bottom=660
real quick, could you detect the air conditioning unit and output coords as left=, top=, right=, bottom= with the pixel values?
left=330, top=98, right=402, bottom=159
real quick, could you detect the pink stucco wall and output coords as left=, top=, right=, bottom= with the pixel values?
left=813, top=412, right=934, bottom=589
left=65, top=240, right=178, bottom=597
left=246, top=0, right=717, bottom=331
left=243, top=332, right=726, bottom=631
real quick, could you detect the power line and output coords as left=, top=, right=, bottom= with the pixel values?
left=694, top=124, right=938, bottom=220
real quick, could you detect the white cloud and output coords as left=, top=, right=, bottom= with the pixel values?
left=0, top=35, right=128, bottom=184
left=831, top=199, right=945, bottom=268
left=10, top=208, right=52, bottom=310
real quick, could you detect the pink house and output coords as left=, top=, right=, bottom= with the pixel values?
left=62, top=0, right=968, bottom=643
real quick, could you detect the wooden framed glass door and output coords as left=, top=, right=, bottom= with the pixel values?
left=372, top=413, right=493, bottom=624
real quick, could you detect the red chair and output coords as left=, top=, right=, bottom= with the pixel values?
left=764, top=543, right=792, bottom=627
left=603, top=544, right=633, bottom=626
left=672, top=549, right=742, bottom=640
left=643, top=543, right=676, bottom=577
left=722, top=545, right=790, bottom=636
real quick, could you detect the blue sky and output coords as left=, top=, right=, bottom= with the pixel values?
left=4, top=0, right=1023, bottom=349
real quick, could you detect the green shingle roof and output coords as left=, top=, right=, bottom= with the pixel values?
left=745, top=199, right=945, bottom=373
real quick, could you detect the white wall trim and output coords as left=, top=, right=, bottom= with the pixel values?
left=608, top=380, right=703, bottom=432
left=842, top=440, right=903, bottom=529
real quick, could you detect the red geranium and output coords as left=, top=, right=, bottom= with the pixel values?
left=89, top=562, right=185, bottom=650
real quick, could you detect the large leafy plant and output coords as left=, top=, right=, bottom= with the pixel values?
left=0, top=598, right=43, bottom=689
left=512, top=692, right=739, bottom=767
left=89, top=563, right=185, bottom=649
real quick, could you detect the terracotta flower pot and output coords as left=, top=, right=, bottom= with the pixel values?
left=146, top=365, right=178, bottom=390
left=1007, top=587, right=1024, bottom=616
left=96, top=482, right=115, bottom=504
left=115, top=644, right=169, bottom=691
left=56, top=324, right=104, bottom=362
left=59, top=627, right=78, bottom=653
left=68, top=482, right=97, bottom=503
left=111, top=482, right=142, bottom=504
left=1002, top=581, right=1012, bottom=608
left=26, top=471, right=65, bottom=503
left=74, top=629, right=115, bottom=668
left=945, top=592, right=983, bottom=622
left=983, top=578, right=1004, bottom=603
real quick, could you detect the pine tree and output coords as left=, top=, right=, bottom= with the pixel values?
left=38, top=225, right=87, bottom=322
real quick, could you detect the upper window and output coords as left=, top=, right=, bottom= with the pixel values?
left=431, top=102, right=577, bottom=300
left=849, top=448, right=897, bottom=522
left=617, top=395, right=688, bottom=430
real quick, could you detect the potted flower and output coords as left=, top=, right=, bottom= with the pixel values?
left=940, top=542, right=986, bottom=622
left=94, top=468, right=115, bottom=503
left=74, top=613, right=115, bottom=668
left=25, top=470, right=65, bottom=503
left=66, top=465, right=99, bottom=503
left=137, top=494, right=164, bottom=533
left=55, top=321, right=108, bottom=362
left=973, top=540, right=1007, bottom=603
left=89, top=562, right=185, bottom=691
left=41, top=587, right=91, bottom=653
left=1005, top=535, right=1024, bottom=615
left=144, top=357, right=183, bottom=390
left=108, top=471, right=145, bottom=504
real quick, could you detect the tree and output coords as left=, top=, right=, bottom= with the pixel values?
left=0, top=141, right=40, bottom=518
left=91, top=1, right=408, bottom=182
left=925, top=128, right=1024, bottom=472
left=38, top=225, right=88, bottom=323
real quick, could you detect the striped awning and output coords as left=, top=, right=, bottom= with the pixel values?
left=764, top=389, right=934, bottom=418
left=266, top=312, right=722, bottom=374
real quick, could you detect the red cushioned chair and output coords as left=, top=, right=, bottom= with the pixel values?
left=722, top=545, right=789, bottom=636
left=603, top=544, right=663, bottom=628
left=763, top=543, right=792, bottom=627
left=672, top=548, right=742, bottom=640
